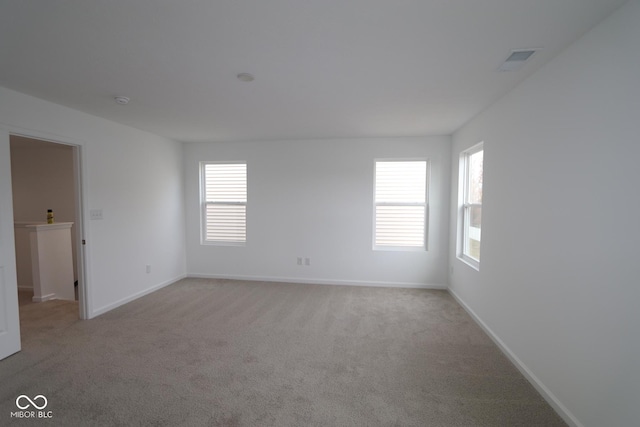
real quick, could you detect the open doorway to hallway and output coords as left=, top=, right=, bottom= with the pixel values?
left=9, top=135, right=85, bottom=319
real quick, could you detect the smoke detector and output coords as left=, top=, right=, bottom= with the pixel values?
left=498, top=49, right=540, bottom=72
left=114, top=96, right=130, bottom=105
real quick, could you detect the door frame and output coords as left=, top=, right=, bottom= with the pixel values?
left=8, top=130, right=91, bottom=319
left=0, top=131, right=21, bottom=359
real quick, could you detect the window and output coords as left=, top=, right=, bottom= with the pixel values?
left=459, top=143, right=483, bottom=268
left=374, top=160, right=428, bottom=250
left=201, top=162, right=247, bottom=245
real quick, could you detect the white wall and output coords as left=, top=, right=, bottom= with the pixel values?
left=449, top=1, right=640, bottom=426
left=186, top=137, right=450, bottom=287
left=10, top=137, right=78, bottom=286
left=0, top=86, right=187, bottom=317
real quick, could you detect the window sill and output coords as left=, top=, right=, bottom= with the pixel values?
left=457, top=255, right=480, bottom=271
left=201, top=241, right=246, bottom=247
left=373, top=246, right=427, bottom=252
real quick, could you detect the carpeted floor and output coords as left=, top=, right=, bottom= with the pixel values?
left=1, top=278, right=566, bottom=426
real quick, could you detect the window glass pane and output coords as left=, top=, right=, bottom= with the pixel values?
left=459, top=144, right=483, bottom=267
left=468, top=150, right=483, bottom=204
left=375, top=205, right=425, bottom=247
left=465, top=205, right=481, bottom=261
left=204, top=163, right=247, bottom=203
left=205, top=204, right=246, bottom=242
left=375, top=161, right=426, bottom=203
left=469, top=204, right=482, bottom=228
left=202, top=162, right=247, bottom=244
left=374, top=160, right=427, bottom=249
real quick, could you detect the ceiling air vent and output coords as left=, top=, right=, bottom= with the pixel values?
left=498, top=49, right=539, bottom=72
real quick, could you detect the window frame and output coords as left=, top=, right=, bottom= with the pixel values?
left=458, top=143, right=483, bottom=270
left=372, top=158, right=429, bottom=251
left=200, top=161, right=247, bottom=246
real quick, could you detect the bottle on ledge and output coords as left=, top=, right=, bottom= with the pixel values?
left=47, top=209, right=54, bottom=224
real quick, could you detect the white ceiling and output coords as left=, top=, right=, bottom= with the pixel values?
left=0, top=0, right=626, bottom=143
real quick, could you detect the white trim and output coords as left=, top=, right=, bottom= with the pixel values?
left=200, top=240, right=246, bottom=247
left=458, top=142, right=483, bottom=268
left=24, top=222, right=74, bottom=231
left=91, top=273, right=445, bottom=317
left=188, top=273, right=447, bottom=290
left=71, top=144, right=90, bottom=319
left=448, top=287, right=582, bottom=427
left=90, top=274, right=187, bottom=318
left=458, top=254, right=480, bottom=271
left=32, top=293, right=56, bottom=303
left=0, top=123, right=86, bottom=148
left=14, top=221, right=44, bottom=227
left=6, top=128, right=91, bottom=319
left=463, top=141, right=484, bottom=157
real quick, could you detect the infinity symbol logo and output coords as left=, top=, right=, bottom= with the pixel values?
left=16, top=395, right=48, bottom=410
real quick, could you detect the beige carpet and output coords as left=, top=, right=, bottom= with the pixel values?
left=1, top=279, right=566, bottom=426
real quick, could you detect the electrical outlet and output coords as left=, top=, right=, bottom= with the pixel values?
left=297, top=257, right=302, bottom=266
left=305, top=257, right=310, bottom=266
left=146, top=265, right=151, bottom=274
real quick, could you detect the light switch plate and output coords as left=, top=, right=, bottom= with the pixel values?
left=90, top=209, right=103, bottom=220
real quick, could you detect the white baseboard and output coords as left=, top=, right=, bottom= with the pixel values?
left=447, top=287, right=582, bottom=427
left=32, top=293, right=55, bottom=302
left=90, top=274, right=187, bottom=318
left=187, top=273, right=447, bottom=290
left=89, top=273, right=443, bottom=318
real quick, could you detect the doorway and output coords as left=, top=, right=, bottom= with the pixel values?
left=9, top=134, right=87, bottom=320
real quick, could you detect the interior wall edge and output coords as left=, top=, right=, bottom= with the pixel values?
left=89, top=274, right=188, bottom=319
left=448, top=287, right=582, bottom=427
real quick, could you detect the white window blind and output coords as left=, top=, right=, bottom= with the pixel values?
left=201, top=162, right=247, bottom=244
left=374, top=160, right=427, bottom=249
